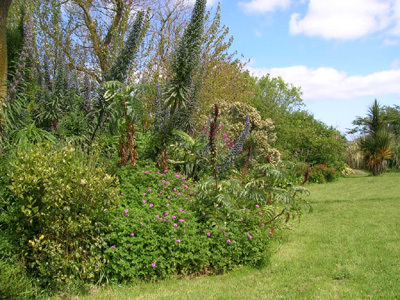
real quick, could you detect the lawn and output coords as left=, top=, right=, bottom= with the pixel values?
left=75, top=173, right=400, bottom=300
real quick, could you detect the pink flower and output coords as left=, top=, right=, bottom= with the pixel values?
left=248, top=235, right=253, bottom=239
left=151, top=263, right=156, bottom=267
left=240, top=218, right=244, bottom=221
left=140, top=222, right=143, bottom=225
left=261, top=223, right=265, bottom=226
left=176, top=239, right=181, bottom=243
left=179, top=208, right=183, bottom=212
left=173, top=188, right=177, bottom=191
left=202, top=212, right=206, bottom=216
left=142, top=200, right=146, bottom=204
left=156, top=215, right=160, bottom=218
left=142, top=193, right=146, bottom=196
left=130, top=232, right=134, bottom=236
left=224, top=234, right=227, bottom=237
left=166, top=203, right=170, bottom=206
left=149, top=204, right=154, bottom=208
left=172, top=216, right=177, bottom=219
left=111, top=245, right=116, bottom=248
left=182, top=177, right=186, bottom=181
left=259, top=212, right=263, bottom=216
left=164, top=170, right=168, bottom=173
left=165, top=212, right=169, bottom=216
left=174, top=224, right=178, bottom=227
left=178, top=192, right=182, bottom=195
left=227, top=239, right=231, bottom=243
left=207, top=233, right=211, bottom=237
left=159, top=191, right=163, bottom=194
left=176, top=174, right=180, bottom=178
left=269, top=231, right=273, bottom=235
left=179, top=219, right=185, bottom=223
left=256, top=204, right=259, bottom=208
left=246, top=232, right=249, bottom=235
left=124, top=209, right=128, bottom=213
left=166, top=181, right=170, bottom=185
left=233, top=241, right=237, bottom=244
left=162, top=180, right=166, bottom=183
left=148, top=189, right=152, bottom=192
left=120, top=192, right=124, bottom=195
left=167, top=196, right=171, bottom=199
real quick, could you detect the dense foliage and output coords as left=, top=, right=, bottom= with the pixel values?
left=0, top=0, right=361, bottom=298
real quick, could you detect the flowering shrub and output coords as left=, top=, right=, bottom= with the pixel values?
left=105, top=161, right=272, bottom=281
left=297, top=164, right=339, bottom=183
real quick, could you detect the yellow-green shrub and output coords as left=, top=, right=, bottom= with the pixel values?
left=5, top=143, right=119, bottom=288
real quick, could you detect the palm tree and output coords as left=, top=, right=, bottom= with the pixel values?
left=360, top=100, right=392, bottom=175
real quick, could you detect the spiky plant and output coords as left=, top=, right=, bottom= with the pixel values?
left=360, top=100, right=392, bottom=175
left=164, top=0, right=206, bottom=131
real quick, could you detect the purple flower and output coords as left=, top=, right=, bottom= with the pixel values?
left=167, top=196, right=171, bottom=199
left=176, top=174, right=180, bottom=178
left=111, top=245, right=116, bottom=248
left=142, top=200, right=146, bottom=204
left=164, top=169, right=168, bottom=173
left=202, top=212, right=206, bottom=216
left=178, top=192, right=182, bottom=195
left=166, top=181, right=170, bottom=185
left=140, top=222, right=143, bottom=225
left=179, top=219, right=185, bottom=223
left=151, top=263, right=156, bottom=267
left=173, top=188, right=177, bottom=191
left=176, top=239, right=181, bottom=243
left=156, top=215, right=160, bottom=218
left=256, top=204, right=259, bottom=208
left=142, top=193, right=146, bottom=196
left=148, top=189, right=152, bottom=192
left=124, top=209, right=129, bottom=213
left=144, top=171, right=149, bottom=174
left=149, top=204, right=154, bottom=208
left=162, top=180, right=166, bottom=183
left=172, top=216, right=177, bottom=219
left=227, top=239, right=231, bottom=243
left=248, top=235, right=253, bottom=239
left=259, top=212, right=263, bottom=216
left=174, top=223, right=178, bottom=227
left=130, top=232, right=135, bottom=236
left=165, top=212, right=169, bottom=216
left=207, top=233, right=211, bottom=237
left=120, top=192, right=124, bottom=195
left=182, top=177, right=186, bottom=181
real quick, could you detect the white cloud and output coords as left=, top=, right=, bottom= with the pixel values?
left=290, top=0, right=393, bottom=40
left=238, top=0, right=291, bottom=14
left=247, top=65, right=400, bottom=100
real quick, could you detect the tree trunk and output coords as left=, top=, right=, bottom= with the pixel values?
left=0, top=0, right=13, bottom=102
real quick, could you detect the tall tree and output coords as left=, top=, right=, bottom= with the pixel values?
left=0, top=0, right=13, bottom=102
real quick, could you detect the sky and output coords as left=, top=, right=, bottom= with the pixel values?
left=196, top=0, right=400, bottom=138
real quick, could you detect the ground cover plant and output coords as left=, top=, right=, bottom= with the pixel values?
left=73, top=173, right=400, bottom=300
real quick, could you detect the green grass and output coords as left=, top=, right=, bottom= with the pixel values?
left=73, top=173, right=400, bottom=300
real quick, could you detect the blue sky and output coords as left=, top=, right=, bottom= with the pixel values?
left=199, top=0, right=400, bottom=138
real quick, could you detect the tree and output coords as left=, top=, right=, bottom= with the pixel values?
left=359, top=100, right=392, bottom=175
left=0, top=0, right=13, bottom=102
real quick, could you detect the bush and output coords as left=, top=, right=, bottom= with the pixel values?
left=297, top=164, right=339, bottom=184
left=104, top=161, right=272, bottom=282
left=0, top=259, right=37, bottom=300
left=4, top=143, right=119, bottom=288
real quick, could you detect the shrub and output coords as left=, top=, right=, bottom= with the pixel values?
left=0, top=259, right=37, bottom=300
left=104, top=161, right=273, bottom=282
left=297, top=164, right=339, bottom=184
left=4, top=143, right=119, bottom=288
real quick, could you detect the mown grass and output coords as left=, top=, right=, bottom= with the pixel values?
left=73, top=173, right=400, bottom=300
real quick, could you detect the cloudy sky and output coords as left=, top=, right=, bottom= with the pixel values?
left=202, top=0, right=400, bottom=137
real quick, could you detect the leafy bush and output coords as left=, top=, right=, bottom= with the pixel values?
left=297, top=164, right=339, bottom=184
left=0, top=259, right=37, bottom=300
left=4, top=143, right=119, bottom=288
left=105, top=161, right=273, bottom=282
